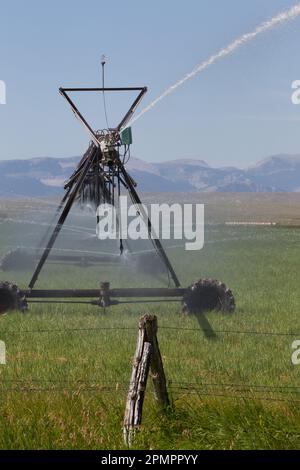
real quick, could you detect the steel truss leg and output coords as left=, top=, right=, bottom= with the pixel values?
left=28, top=147, right=98, bottom=289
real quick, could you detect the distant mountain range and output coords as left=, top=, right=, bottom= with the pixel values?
left=1, top=154, right=300, bottom=197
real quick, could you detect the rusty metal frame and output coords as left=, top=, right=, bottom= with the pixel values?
left=59, top=86, right=148, bottom=144
left=27, top=82, right=181, bottom=292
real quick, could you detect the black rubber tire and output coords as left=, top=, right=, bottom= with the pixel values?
left=0, top=281, right=27, bottom=314
left=182, top=278, right=235, bottom=314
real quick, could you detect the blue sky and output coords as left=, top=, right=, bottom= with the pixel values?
left=0, top=0, right=300, bottom=167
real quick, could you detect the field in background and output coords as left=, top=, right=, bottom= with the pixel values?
left=3, top=192, right=300, bottom=225
left=147, top=192, right=300, bottom=226
left=0, top=193, right=300, bottom=449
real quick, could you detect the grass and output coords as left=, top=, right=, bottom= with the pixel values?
left=0, top=197, right=300, bottom=449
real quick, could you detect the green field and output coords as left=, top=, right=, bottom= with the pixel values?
left=0, top=195, right=300, bottom=450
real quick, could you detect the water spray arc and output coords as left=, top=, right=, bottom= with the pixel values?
left=129, top=3, right=300, bottom=126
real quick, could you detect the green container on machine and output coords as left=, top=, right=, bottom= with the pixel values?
left=120, top=126, right=133, bottom=145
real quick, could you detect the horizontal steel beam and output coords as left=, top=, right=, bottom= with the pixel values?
left=23, top=288, right=186, bottom=299
left=45, top=255, right=120, bottom=264
left=61, top=87, right=147, bottom=92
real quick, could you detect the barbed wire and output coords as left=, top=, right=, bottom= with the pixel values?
left=0, top=324, right=299, bottom=402
left=168, top=381, right=300, bottom=391
left=0, top=378, right=299, bottom=396
left=168, top=390, right=300, bottom=404
left=169, top=385, right=300, bottom=398
left=0, top=325, right=299, bottom=336
left=0, top=385, right=299, bottom=403
left=159, top=326, right=300, bottom=336
left=0, top=326, right=137, bottom=334
left=0, top=386, right=128, bottom=393
left=0, top=378, right=129, bottom=384
left=1, top=377, right=299, bottom=389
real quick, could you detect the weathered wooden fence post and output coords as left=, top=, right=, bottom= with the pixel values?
left=143, top=314, right=170, bottom=409
left=123, top=314, right=170, bottom=447
left=123, top=317, right=152, bottom=447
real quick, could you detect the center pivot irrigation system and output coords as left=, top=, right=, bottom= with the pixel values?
left=0, top=62, right=235, bottom=316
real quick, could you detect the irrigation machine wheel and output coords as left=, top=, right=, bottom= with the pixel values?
left=182, top=278, right=235, bottom=314
left=0, top=281, right=27, bottom=315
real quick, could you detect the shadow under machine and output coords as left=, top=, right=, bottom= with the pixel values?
left=0, top=64, right=235, bottom=317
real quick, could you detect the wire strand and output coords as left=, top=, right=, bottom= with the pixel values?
left=0, top=325, right=299, bottom=336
